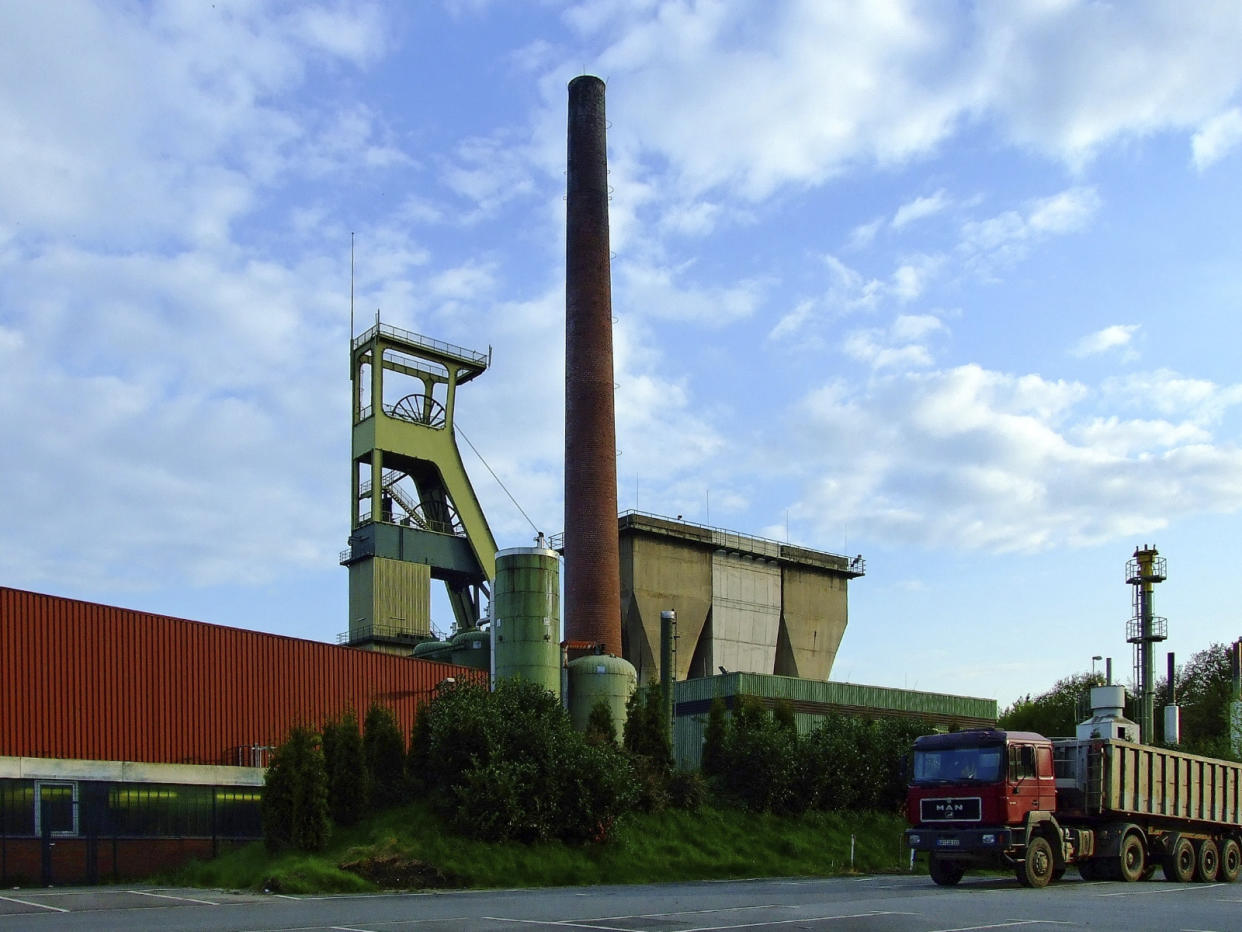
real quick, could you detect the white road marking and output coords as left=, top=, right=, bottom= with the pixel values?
left=1098, top=883, right=1224, bottom=897
left=677, top=912, right=905, bottom=931
left=591, top=904, right=791, bottom=921
left=0, top=895, right=69, bottom=913
left=487, top=914, right=905, bottom=932
left=483, top=920, right=633, bottom=931
left=129, top=889, right=220, bottom=906
left=925, top=922, right=1072, bottom=932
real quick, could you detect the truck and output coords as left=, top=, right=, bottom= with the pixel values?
left=904, top=688, right=1242, bottom=888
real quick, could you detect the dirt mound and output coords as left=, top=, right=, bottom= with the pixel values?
left=338, top=853, right=463, bottom=890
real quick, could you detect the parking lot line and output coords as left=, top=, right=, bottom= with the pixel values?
left=0, top=894, right=69, bottom=913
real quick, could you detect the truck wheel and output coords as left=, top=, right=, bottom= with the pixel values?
left=1117, top=834, right=1146, bottom=883
left=929, top=854, right=965, bottom=886
left=1194, top=839, right=1219, bottom=882
left=1165, top=837, right=1195, bottom=882
left=1220, top=838, right=1241, bottom=883
left=1019, top=837, right=1054, bottom=888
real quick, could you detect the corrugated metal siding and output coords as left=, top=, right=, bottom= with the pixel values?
left=672, top=672, right=997, bottom=770
left=1, top=587, right=481, bottom=765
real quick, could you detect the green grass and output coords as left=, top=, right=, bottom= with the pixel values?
left=170, top=803, right=915, bottom=893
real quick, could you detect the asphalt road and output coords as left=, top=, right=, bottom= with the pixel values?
left=2, top=871, right=1240, bottom=931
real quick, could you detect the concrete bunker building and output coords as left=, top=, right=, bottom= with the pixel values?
left=618, top=511, right=861, bottom=683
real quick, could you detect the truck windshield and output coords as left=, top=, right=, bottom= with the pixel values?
left=912, top=745, right=1004, bottom=784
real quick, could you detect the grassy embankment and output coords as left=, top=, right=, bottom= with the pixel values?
left=171, top=802, right=914, bottom=894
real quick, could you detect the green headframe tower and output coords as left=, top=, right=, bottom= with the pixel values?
left=339, top=322, right=497, bottom=654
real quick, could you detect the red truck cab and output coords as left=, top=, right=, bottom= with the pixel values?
left=906, top=729, right=1058, bottom=885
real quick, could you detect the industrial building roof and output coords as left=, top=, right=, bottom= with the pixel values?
left=615, top=510, right=866, bottom=577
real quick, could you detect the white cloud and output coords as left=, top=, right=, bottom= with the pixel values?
left=618, top=261, right=763, bottom=326
left=1028, top=187, right=1101, bottom=234
left=960, top=186, right=1100, bottom=272
left=1072, top=417, right=1209, bottom=456
left=768, top=299, right=818, bottom=343
left=0, top=3, right=389, bottom=251
left=658, top=200, right=723, bottom=237
left=1192, top=108, right=1242, bottom=170
left=1071, top=324, right=1140, bottom=358
left=557, top=2, right=1242, bottom=200
left=440, top=132, right=539, bottom=217
left=790, top=363, right=1242, bottom=553
left=1102, top=370, right=1242, bottom=427
left=842, top=313, right=947, bottom=371
left=892, top=189, right=951, bottom=229
left=428, top=262, right=498, bottom=302
left=847, top=217, right=885, bottom=251
left=892, top=253, right=944, bottom=301
left=973, top=1, right=1242, bottom=166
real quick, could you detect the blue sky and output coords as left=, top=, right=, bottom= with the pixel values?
left=3, top=1, right=1241, bottom=708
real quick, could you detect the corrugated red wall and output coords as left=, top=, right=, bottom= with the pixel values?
left=0, top=587, right=481, bottom=765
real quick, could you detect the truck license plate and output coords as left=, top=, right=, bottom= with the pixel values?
left=937, top=838, right=960, bottom=847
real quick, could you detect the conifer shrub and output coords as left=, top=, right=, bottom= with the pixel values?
left=322, top=708, right=367, bottom=827
left=364, top=702, right=407, bottom=810
left=585, top=700, right=617, bottom=746
left=262, top=725, right=330, bottom=852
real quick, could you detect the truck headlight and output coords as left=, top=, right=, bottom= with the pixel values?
left=909, top=834, right=920, bottom=846
left=982, top=834, right=995, bottom=845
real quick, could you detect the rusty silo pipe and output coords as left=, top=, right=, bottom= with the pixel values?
left=563, top=75, right=622, bottom=657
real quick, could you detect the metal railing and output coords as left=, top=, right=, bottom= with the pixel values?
left=337, top=623, right=429, bottom=646
left=351, top=322, right=489, bottom=366
left=551, top=510, right=862, bottom=571
left=1126, top=615, right=1168, bottom=643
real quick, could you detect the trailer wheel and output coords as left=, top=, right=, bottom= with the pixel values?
left=1194, top=839, right=1219, bottom=882
left=1165, top=837, right=1195, bottom=882
left=929, top=854, right=965, bottom=886
left=1019, top=837, right=1054, bottom=888
left=1117, top=834, right=1146, bottom=883
left=1219, top=839, right=1241, bottom=883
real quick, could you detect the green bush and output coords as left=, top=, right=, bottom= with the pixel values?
left=700, top=696, right=728, bottom=778
left=716, top=695, right=800, bottom=813
left=322, top=709, right=367, bottom=827
left=409, top=679, right=636, bottom=843
left=705, top=699, right=925, bottom=815
left=623, top=684, right=672, bottom=773
left=262, top=725, right=330, bottom=852
left=585, top=700, right=616, bottom=746
left=364, top=703, right=407, bottom=810
left=666, top=769, right=706, bottom=811
left=796, top=713, right=924, bottom=812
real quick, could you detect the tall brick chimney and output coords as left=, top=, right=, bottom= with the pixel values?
left=563, top=75, right=622, bottom=656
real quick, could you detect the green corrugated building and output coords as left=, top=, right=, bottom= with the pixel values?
left=673, top=672, right=997, bottom=770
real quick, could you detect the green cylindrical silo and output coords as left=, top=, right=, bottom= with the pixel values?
left=493, top=546, right=561, bottom=697
left=450, top=627, right=490, bottom=670
left=567, top=653, right=637, bottom=733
